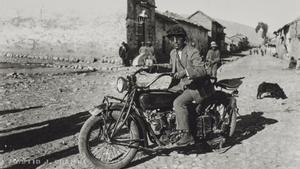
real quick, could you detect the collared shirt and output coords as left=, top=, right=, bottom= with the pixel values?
left=178, top=50, right=182, bottom=60
left=176, top=50, right=190, bottom=78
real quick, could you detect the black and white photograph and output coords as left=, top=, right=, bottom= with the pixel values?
left=0, top=0, right=300, bottom=168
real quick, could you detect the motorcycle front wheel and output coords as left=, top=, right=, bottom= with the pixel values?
left=79, top=108, right=140, bottom=169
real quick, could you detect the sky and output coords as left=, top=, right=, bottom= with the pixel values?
left=0, top=0, right=299, bottom=32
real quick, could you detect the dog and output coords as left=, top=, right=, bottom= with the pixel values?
left=257, top=82, right=287, bottom=99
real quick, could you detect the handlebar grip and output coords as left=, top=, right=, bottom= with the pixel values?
left=209, top=77, right=217, bottom=80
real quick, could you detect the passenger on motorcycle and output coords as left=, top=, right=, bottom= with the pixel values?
left=149, top=25, right=215, bottom=146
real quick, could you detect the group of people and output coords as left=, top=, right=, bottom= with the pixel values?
left=119, top=40, right=221, bottom=79
left=118, top=41, right=158, bottom=67
left=132, top=41, right=157, bottom=66
left=119, top=25, right=221, bottom=147
left=250, top=47, right=267, bottom=56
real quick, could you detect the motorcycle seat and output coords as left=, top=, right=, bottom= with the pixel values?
left=215, top=77, right=244, bottom=90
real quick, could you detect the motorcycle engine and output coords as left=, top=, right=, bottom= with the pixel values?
left=144, top=108, right=222, bottom=143
left=144, top=110, right=175, bottom=135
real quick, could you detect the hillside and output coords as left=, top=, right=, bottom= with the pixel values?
left=216, top=18, right=264, bottom=45
left=0, top=12, right=126, bottom=61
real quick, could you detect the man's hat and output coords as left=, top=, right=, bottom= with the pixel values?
left=210, top=41, right=217, bottom=47
left=167, top=24, right=187, bottom=38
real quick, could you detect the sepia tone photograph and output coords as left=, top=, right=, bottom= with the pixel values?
left=0, top=0, right=299, bottom=168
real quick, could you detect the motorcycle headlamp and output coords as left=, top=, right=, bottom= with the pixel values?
left=116, top=77, right=128, bottom=93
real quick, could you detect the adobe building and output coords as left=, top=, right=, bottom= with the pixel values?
left=274, top=17, right=300, bottom=60
left=126, top=0, right=209, bottom=63
left=187, top=10, right=226, bottom=53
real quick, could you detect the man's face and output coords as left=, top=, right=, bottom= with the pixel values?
left=169, top=35, right=185, bottom=50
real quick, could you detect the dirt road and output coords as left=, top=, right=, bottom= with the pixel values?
left=1, top=54, right=300, bottom=169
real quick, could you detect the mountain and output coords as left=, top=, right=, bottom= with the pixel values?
left=216, top=18, right=264, bottom=45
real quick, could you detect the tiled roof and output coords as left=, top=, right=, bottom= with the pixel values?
left=275, top=16, right=300, bottom=33
left=187, top=10, right=225, bottom=29
left=156, top=10, right=209, bottom=31
left=155, top=11, right=177, bottom=23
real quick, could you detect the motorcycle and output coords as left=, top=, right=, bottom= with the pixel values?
left=78, top=67, right=244, bottom=169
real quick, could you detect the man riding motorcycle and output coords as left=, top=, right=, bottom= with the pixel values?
left=149, top=25, right=215, bottom=146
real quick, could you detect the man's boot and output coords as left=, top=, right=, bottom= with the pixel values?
left=175, top=131, right=195, bottom=146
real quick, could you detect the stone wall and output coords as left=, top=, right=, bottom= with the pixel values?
left=126, top=0, right=156, bottom=58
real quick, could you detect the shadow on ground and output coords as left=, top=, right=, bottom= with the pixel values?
left=0, top=111, right=90, bottom=153
left=221, top=111, right=278, bottom=152
left=0, top=106, right=43, bottom=116
left=126, top=111, right=278, bottom=168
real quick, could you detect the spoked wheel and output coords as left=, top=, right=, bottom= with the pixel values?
left=202, top=98, right=237, bottom=151
left=203, top=97, right=237, bottom=137
left=79, top=108, right=140, bottom=169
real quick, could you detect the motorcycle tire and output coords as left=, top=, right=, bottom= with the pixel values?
left=201, top=96, right=237, bottom=138
left=218, top=98, right=237, bottom=138
left=228, top=105, right=237, bottom=137
left=79, top=108, right=140, bottom=169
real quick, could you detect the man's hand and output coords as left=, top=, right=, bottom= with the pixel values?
left=174, top=71, right=186, bottom=79
left=145, top=65, right=157, bottom=73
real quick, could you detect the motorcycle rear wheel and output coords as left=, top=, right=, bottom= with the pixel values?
left=79, top=109, right=140, bottom=169
left=202, top=97, right=237, bottom=138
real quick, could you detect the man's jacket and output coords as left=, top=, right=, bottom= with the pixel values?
left=161, top=45, right=214, bottom=102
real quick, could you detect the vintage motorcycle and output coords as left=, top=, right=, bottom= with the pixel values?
left=78, top=67, right=244, bottom=169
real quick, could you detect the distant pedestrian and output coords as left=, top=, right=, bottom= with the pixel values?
left=288, top=56, right=297, bottom=69
left=139, top=42, right=147, bottom=55
left=119, top=42, right=130, bottom=66
left=144, top=41, right=157, bottom=66
left=146, top=41, right=155, bottom=56
left=206, top=41, right=221, bottom=78
left=260, top=48, right=264, bottom=56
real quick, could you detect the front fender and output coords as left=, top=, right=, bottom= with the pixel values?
left=88, top=103, right=107, bottom=116
left=89, top=102, right=148, bottom=146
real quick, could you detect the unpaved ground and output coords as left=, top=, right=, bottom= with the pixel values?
left=1, top=54, right=300, bottom=169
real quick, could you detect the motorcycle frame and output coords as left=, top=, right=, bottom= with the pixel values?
left=89, top=69, right=240, bottom=152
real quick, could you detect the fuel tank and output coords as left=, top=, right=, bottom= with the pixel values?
left=139, top=90, right=179, bottom=110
